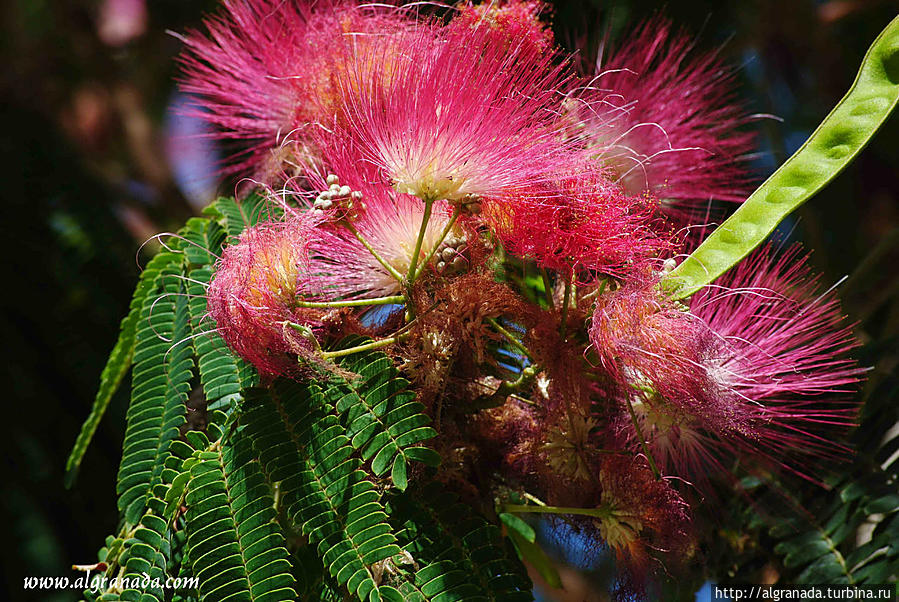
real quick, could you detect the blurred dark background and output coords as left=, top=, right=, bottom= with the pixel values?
left=1, top=1, right=896, bottom=600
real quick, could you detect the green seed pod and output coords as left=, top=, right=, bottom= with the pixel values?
left=662, top=15, right=899, bottom=300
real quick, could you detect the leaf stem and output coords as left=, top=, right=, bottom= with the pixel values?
left=523, top=492, right=547, bottom=506
left=486, top=317, right=533, bottom=360
left=344, top=222, right=404, bottom=283
left=296, top=295, right=405, bottom=309
left=413, top=207, right=461, bottom=281
left=625, top=397, right=661, bottom=480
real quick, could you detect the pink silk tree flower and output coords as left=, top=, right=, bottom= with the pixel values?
left=590, top=246, right=863, bottom=481
left=301, top=172, right=456, bottom=300
left=446, top=0, right=554, bottom=57
left=206, top=215, right=327, bottom=376
left=323, top=20, right=581, bottom=204
left=595, top=456, right=694, bottom=581
left=590, top=274, right=748, bottom=437
left=580, top=18, right=757, bottom=217
left=177, top=0, right=412, bottom=179
left=687, top=245, right=863, bottom=471
left=481, top=168, right=670, bottom=278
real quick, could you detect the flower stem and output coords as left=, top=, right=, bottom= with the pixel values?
left=486, top=317, right=533, bottom=360
left=345, top=222, right=404, bottom=283
left=412, top=207, right=461, bottom=281
left=405, top=196, right=435, bottom=286
left=523, top=492, right=547, bottom=507
left=495, top=364, right=538, bottom=395
left=295, top=295, right=405, bottom=309
left=625, top=397, right=661, bottom=480
left=499, top=503, right=612, bottom=520
left=320, top=335, right=406, bottom=360
left=559, top=277, right=572, bottom=340
left=541, top=269, right=555, bottom=309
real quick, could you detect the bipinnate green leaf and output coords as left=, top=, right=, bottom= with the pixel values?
left=241, top=381, right=404, bottom=602
left=327, top=339, right=441, bottom=491
left=116, top=259, right=191, bottom=526
left=663, top=15, right=899, bottom=299
left=66, top=249, right=183, bottom=487
left=183, top=434, right=297, bottom=602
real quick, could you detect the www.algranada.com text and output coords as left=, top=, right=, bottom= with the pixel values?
left=23, top=572, right=200, bottom=593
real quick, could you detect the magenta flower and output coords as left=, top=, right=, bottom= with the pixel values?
left=590, top=246, right=862, bottom=480
left=689, top=245, right=863, bottom=471
left=446, top=0, right=554, bottom=57
left=323, top=19, right=579, bottom=203
left=303, top=178, right=456, bottom=300
left=206, top=215, right=326, bottom=376
left=481, top=168, right=670, bottom=278
left=178, top=0, right=410, bottom=177
left=581, top=18, right=757, bottom=216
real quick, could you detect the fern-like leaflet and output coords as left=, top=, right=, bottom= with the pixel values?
left=116, top=254, right=191, bottom=526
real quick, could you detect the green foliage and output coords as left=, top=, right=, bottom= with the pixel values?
left=77, top=194, right=533, bottom=601
left=663, top=15, right=899, bottom=299
left=65, top=249, right=184, bottom=486
left=183, top=433, right=297, bottom=602
left=118, top=509, right=175, bottom=600
left=116, top=255, right=191, bottom=526
left=183, top=216, right=258, bottom=416
left=756, top=354, right=899, bottom=586
left=389, top=483, right=534, bottom=602
left=242, top=380, right=406, bottom=602
left=329, top=339, right=441, bottom=491
left=730, top=448, right=899, bottom=587
left=203, top=194, right=280, bottom=241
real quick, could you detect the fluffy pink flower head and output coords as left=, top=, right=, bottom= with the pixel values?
left=301, top=165, right=456, bottom=300
left=688, top=245, right=863, bottom=470
left=206, top=215, right=325, bottom=376
left=590, top=274, right=748, bottom=435
left=590, top=246, right=863, bottom=481
left=481, top=168, right=670, bottom=278
left=595, top=456, right=693, bottom=579
left=324, top=19, right=580, bottom=203
left=447, top=0, right=554, bottom=56
left=579, top=19, right=756, bottom=216
left=178, top=0, right=410, bottom=177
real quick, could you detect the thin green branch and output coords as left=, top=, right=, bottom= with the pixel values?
left=405, top=197, right=435, bottom=285
left=345, top=222, right=404, bottom=283
left=523, top=492, right=547, bottom=507
left=541, top=269, right=555, bottom=309
left=625, top=397, right=661, bottom=480
left=413, top=207, right=461, bottom=281
left=320, top=335, right=406, bottom=360
left=486, top=317, right=533, bottom=360
left=295, top=295, right=405, bottom=309
left=499, top=503, right=612, bottom=520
